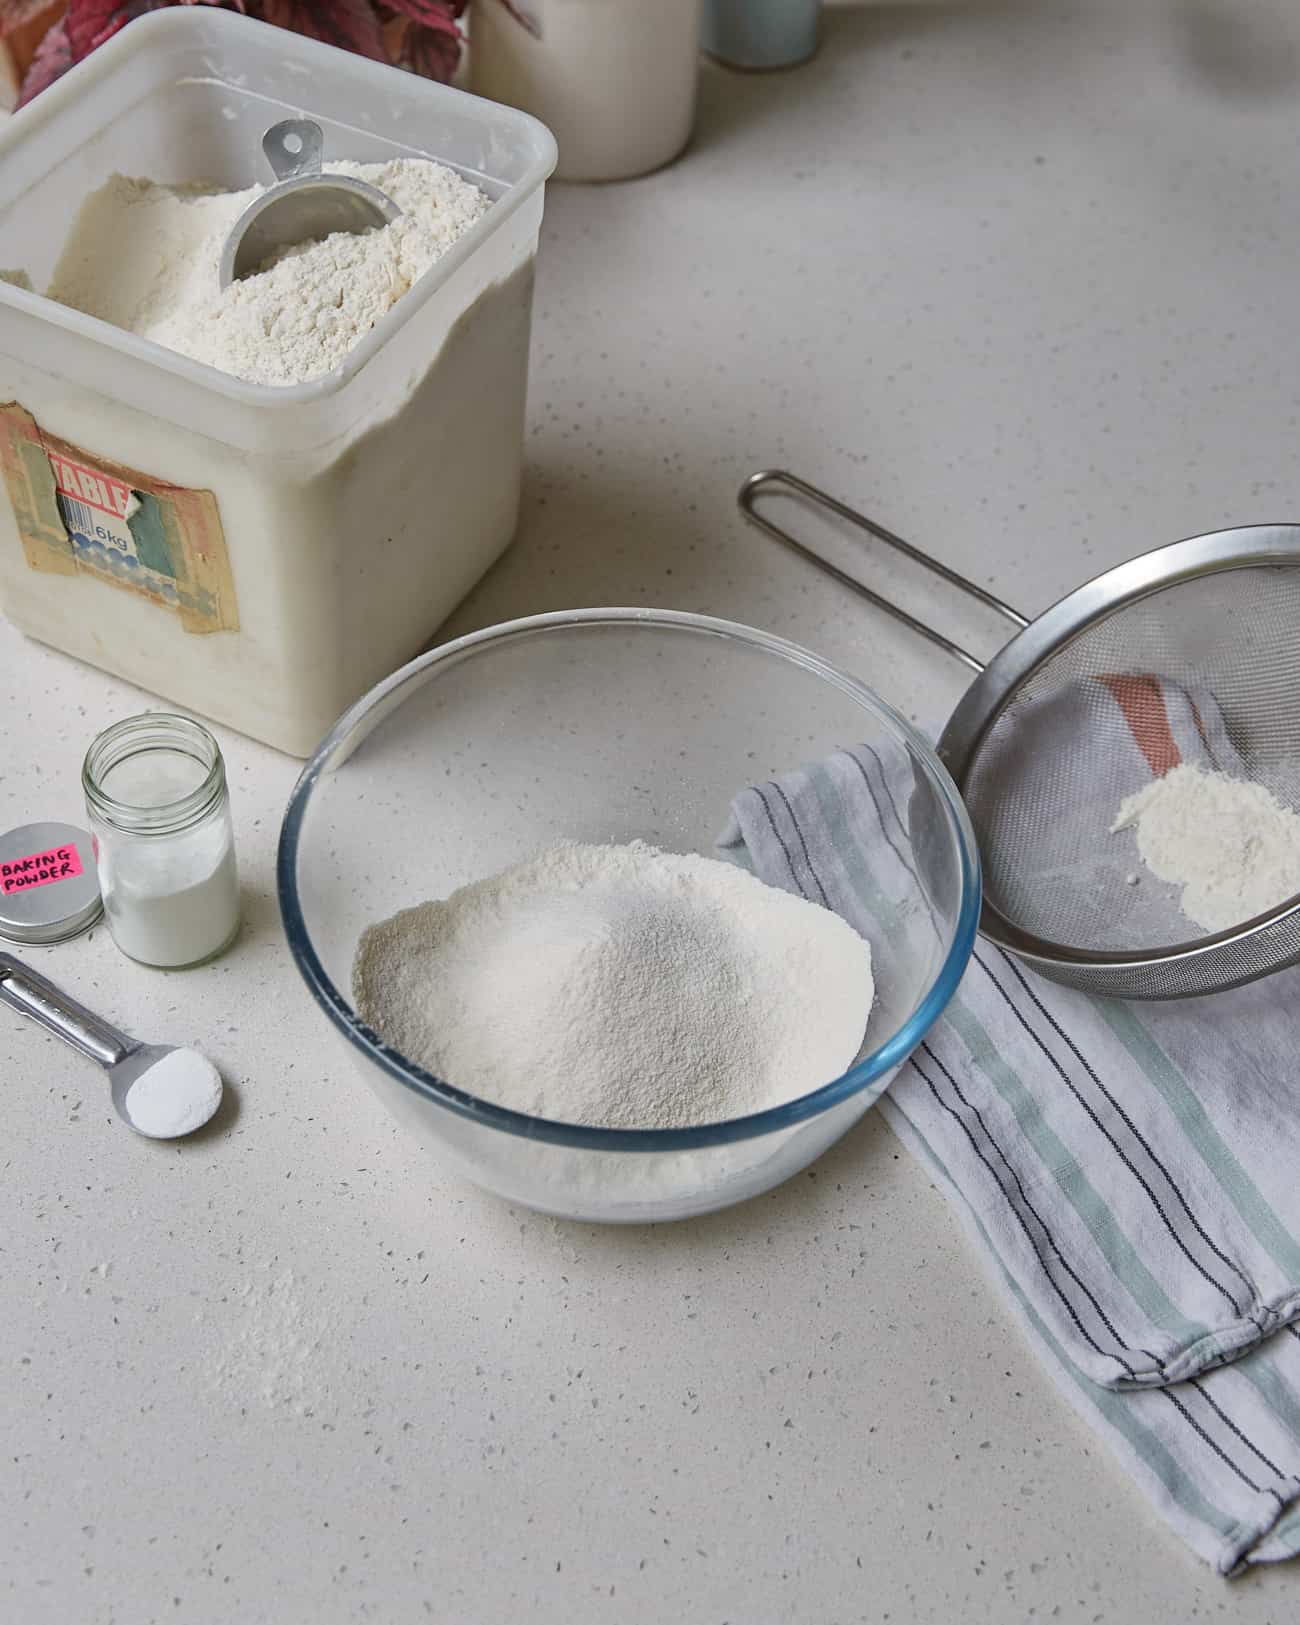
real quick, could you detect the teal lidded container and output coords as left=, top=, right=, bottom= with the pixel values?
left=703, top=0, right=820, bottom=69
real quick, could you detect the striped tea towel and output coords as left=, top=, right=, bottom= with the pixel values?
left=721, top=680, right=1300, bottom=1574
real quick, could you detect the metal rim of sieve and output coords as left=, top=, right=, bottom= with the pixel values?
left=740, top=468, right=1300, bottom=998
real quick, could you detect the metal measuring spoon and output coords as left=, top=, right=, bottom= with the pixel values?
left=218, top=118, right=401, bottom=290
left=0, top=952, right=223, bottom=1139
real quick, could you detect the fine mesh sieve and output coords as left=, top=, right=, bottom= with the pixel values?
left=740, top=469, right=1300, bottom=1000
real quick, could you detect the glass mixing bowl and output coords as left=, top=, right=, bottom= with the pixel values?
left=278, top=609, right=980, bottom=1222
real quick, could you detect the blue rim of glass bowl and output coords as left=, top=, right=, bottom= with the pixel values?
left=277, top=608, right=982, bottom=1153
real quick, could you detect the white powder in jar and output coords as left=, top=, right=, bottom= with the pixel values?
left=44, top=158, right=490, bottom=386
left=100, top=821, right=240, bottom=968
left=352, top=841, right=875, bottom=1130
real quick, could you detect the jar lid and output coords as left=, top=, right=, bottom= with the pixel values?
left=0, top=821, right=103, bottom=945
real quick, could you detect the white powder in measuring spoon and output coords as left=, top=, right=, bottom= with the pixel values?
left=124, top=1048, right=223, bottom=1138
left=353, top=841, right=875, bottom=1130
left=1112, top=761, right=1300, bottom=933
left=45, top=158, right=490, bottom=387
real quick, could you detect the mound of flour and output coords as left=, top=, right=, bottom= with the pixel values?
left=1112, top=762, right=1300, bottom=933
left=352, top=841, right=875, bottom=1130
left=45, top=158, right=490, bottom=386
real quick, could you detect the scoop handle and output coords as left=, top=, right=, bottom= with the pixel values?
left=0, top=952, right=133, bottom=1070
left=263, top=118, right=324, bottom=183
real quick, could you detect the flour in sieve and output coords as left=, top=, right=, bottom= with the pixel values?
left=352, top=841, right=875, bottom=1130
left=1111, top=762, right=1300, bottom=933
left=45, top=158, right=490, bottom=386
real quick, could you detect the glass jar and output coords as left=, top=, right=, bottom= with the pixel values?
left=83, top=713, right=240, bottom=969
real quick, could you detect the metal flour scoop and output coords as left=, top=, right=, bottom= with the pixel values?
left=218, top=118, right=401, bottom=290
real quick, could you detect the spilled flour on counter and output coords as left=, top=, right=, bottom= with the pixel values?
left=43, top=158, right=490, bottom=386
left=1112, top=761, right=1300, bottom=933
left=208, top=1268, right=328, bottom=1415
left=353, top=841, right=874, bottom=1130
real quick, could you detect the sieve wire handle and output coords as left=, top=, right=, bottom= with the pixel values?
left=738, top=469, right=1030, bottom=674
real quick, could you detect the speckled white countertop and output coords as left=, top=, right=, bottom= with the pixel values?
left=5, top=2, right=1300, bottom=1619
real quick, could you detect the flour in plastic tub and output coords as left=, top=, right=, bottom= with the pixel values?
left=43, top=159, right=490, bottom=386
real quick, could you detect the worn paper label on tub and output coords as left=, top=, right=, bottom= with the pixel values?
left=0, top=403, right=238, bottom=634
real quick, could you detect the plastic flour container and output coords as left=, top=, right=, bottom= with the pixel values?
left=0, top=10, right=556, bottom=756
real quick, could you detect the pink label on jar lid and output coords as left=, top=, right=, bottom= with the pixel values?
left=0, top=843, right=84, bottom=895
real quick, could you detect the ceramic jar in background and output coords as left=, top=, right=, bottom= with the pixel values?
left=702, top=0, right=820, bottom=70
left=469, top=0, right=705, bottom=182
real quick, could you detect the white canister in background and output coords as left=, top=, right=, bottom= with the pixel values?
left=83, top=713, right=240, bottom=969
left=470, top=0, right=704, bottom=182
